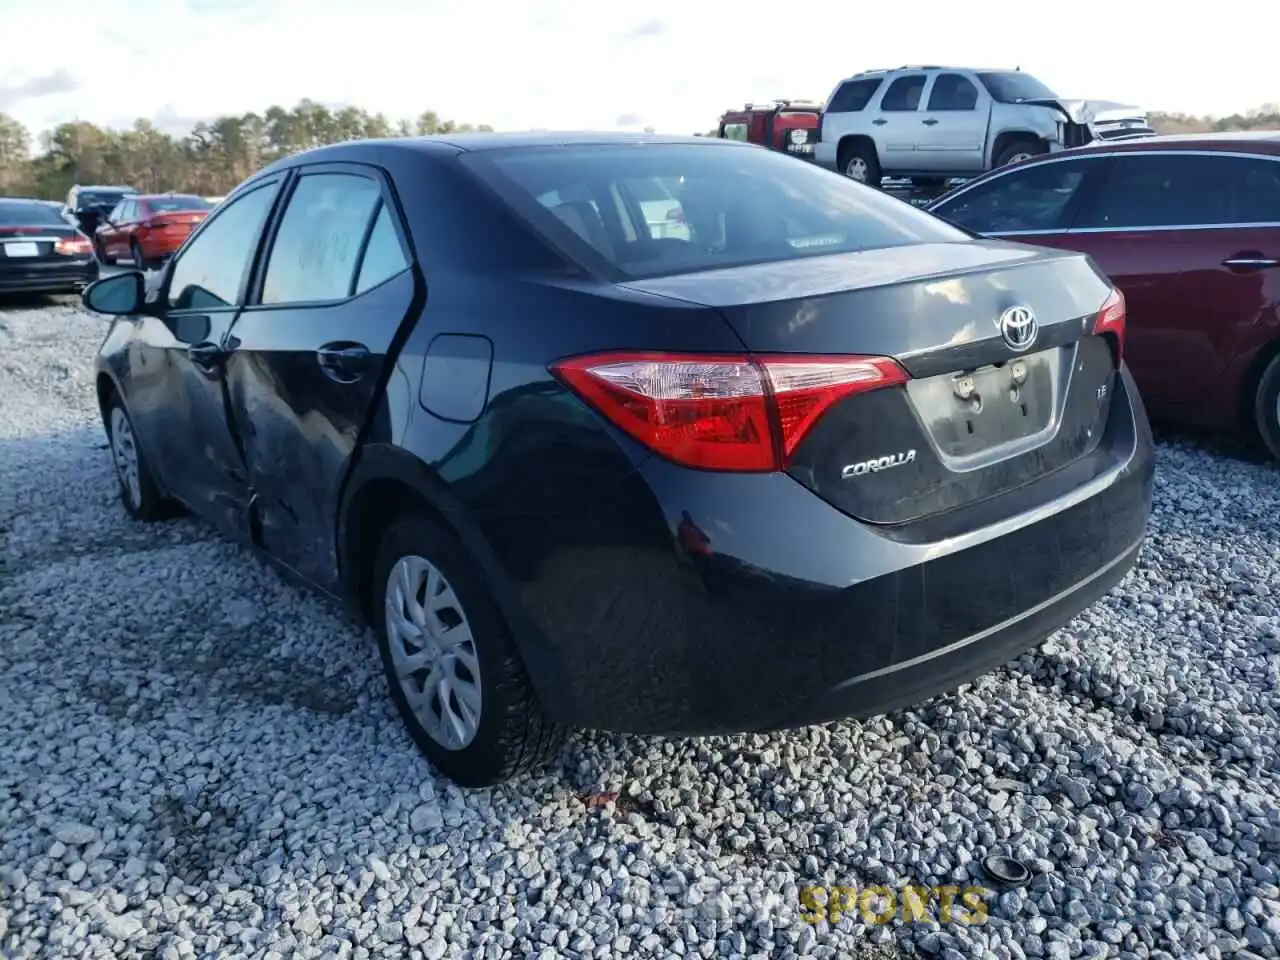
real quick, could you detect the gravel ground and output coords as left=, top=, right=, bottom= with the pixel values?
left=1, top=297, right=1278, bottom=960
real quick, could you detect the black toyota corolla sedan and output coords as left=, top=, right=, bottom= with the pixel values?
left=0, top=197, right=100, bottom=295
left=81, top=132, right=1154, bottom=786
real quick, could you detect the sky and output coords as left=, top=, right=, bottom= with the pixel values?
left=1, top=0, right=1277, bottom=143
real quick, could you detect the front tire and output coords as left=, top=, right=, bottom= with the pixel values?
left=96, top=239, right=116, bottom=266
left=130, top=240, right=150, bottom=271
left=372, top=511, right=566, bottom=787
left=105, top=397, right=167, bottom=521
left=1253, top=354, right=1280, bottom=462
left=995, top=138, right=1047, bottom=168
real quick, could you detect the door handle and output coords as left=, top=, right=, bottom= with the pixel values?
left=1222, top=255, right=1279, bottom=271
left=922, top=118, right=939, bottom=126
left=317, top=342, right=371, bottom=383
left=187, top=341, right=225, bottom=369
left=872, top=118, right=888, bottom=126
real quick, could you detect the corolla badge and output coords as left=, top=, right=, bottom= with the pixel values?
left=998, top=304, right=1038, bottom=352
left=841, top=449, right=916, bottom=479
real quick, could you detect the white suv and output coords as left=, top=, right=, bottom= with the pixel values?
left=813, top=66, right=1150, bottom=187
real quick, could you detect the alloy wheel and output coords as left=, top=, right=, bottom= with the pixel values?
left=109, top=407, right=141, bottom=509
left=845, top=157, right=868, bottom=182
left=384, top=555, right=483, bottom=750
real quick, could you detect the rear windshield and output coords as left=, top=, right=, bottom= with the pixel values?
left=462, top=142, right=969, bottom=280
left=147, top=196, right=212, bottom=212
left=0, top=202, right=67, bottom=226
left=977, top=72, right=1058, bottom=104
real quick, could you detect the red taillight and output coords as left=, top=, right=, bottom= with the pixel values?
left=1094, top=288, right=1126, bottom=362
left=550, top=351, right=908, bottom=472
left=55, top=236, right=93, bottom=255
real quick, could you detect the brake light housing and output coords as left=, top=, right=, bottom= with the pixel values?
left=55, top=236, right=94, bottom=256
left=1093, top=288, right=1126, bottom=363
left=550, top=351, right=909, bottom=472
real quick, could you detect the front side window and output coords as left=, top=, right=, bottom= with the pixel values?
left=720, top=122, right=749, bottom=142
left=464, top=141, right=970, bottom=280
left=927, top=73, right=980, bottom=111
left=260, top=173, right=383, bottom=305
left=931, top=160, right=1097, bottom=234
left=880, top=75, right=927, bottom=112
left=976, top=71, right=1058, bottom=104
left=1074, top=153, right=1280, bottom=229
left=167, top=182, right=279, bottom=311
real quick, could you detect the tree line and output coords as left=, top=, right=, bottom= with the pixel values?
left=0, top=100, right=495, bottom=200
left=1, top=98, right=1278, bottom=201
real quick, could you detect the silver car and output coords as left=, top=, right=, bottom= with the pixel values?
left=813, top=65, right=1150, bottom=187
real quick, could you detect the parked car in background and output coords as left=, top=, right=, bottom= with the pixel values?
left=67, top=184, right=137, bottom=239
left=814, top=65, right=1151, bottom=187
left=717, top=100, right=822, bottom=158
left=926, top=132, right=1280, bottom=459
left=81, top=132, right=1152, bottom=787
left=0, top=197, right=100, bottom=295
left=95, top=193, right=214, bottom=268
left=43, top=200, right=79, bottom=226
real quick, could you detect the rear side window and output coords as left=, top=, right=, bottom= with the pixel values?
left=355, top=203, right=410, bottom=294
left=462, top=142, right=969, bottom=280
left=932, top=160, right=1098, bottom=233
left=261, top=173, right=383, bottom=304
left=880, top=75, right=927, bottom=112
left=1074, top=153, right=1280, bottom=229
left=827, top=78, right=882, bottom=113
left=720, top=122, right=749, bottom=141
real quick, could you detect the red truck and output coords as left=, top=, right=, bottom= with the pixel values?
left=716, top=100, right=822, bottom=158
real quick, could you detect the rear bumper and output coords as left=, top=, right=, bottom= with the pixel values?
left=0, top=257, right=99, bottom=293
left=501, top=366, right=1154, bottom=736
left=138, top=234, right=186, bottom=259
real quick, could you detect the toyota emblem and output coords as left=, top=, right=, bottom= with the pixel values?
left=997, top=305, right=1038, bottom=351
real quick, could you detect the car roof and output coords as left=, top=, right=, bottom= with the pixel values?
left=249, top=132, right=750, bottom=179
left=133, top=193, right=204, bottom=200
left=1046, top=131, right=1280, bottom=158
left=0, top=196, right=50, bottom=205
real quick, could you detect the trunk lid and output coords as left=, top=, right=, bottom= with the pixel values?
left=620, top=241, right=1121, bottom=525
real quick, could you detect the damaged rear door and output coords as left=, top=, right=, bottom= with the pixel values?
left=220, top=163, right=418, bottom=592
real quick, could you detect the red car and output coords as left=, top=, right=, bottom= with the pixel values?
left=95, top=193, right=213, bottom=269
left=927, top=133, right=1280, bottom=458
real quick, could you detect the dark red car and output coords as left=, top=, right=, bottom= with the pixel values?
left=95, top=193, right=213, bottom=269
left=717, top=100, right=822, bottom=158
left=927, top=133, right=1280, bottom=458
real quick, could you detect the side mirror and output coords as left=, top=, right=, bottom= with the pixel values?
left=82, top=271, right=145, bottom=316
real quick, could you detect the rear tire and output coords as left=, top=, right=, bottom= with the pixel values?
left=995, top=138, right=1047, bottom=168
left=1253, top=354, right=1280, bottom=462
left=130, top=240, right=150, bottom=271
left=839, top=141, right=882, bottom=188
left=372, top=511, right=566, bottom=787
left=105, top=396, right=167, bottom=522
